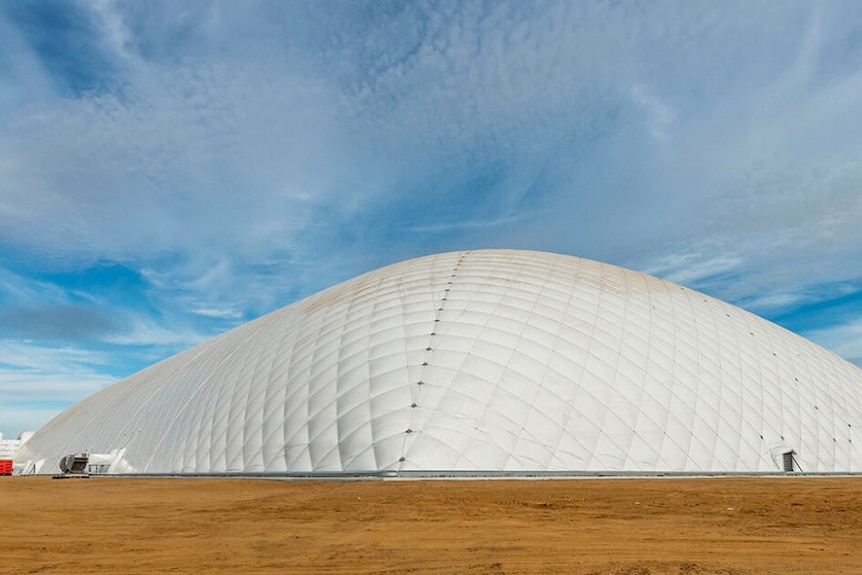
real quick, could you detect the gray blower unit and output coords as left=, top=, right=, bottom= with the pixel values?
left=57, top=453, right=89, bottom=477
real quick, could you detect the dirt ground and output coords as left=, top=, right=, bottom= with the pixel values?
left=1, top=476, right=861, bottom=575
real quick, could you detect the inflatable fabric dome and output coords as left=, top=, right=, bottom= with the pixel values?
left=15, top=250, right=862, bottom=475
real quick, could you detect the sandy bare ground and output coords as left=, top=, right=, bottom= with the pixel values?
left=1, top=476, right=861, bottom=574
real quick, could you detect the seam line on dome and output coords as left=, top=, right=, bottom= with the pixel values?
left=400, top=251, right=471, bottom=467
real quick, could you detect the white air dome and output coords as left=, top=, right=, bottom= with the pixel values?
left=16, top=250, right=862, bottom=474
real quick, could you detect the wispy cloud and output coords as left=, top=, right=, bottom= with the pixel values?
left=639, top=252, right=745, bottom=289
left=804, top=318, right=862, bottom=368
left=631, top=84, right=676, bottom=141
left=0, top=342, right=118, bottom=433
left=407, top=212, right=541, bottom=234
left=189, top=308, right=243, bottom=320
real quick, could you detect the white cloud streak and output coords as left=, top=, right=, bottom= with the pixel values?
left=804, top=319, right=862, bottom=368
left=0, top=342, right=117, bottom=435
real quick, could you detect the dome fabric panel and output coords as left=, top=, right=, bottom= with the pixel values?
left=15, top=250, right=862, bottom=474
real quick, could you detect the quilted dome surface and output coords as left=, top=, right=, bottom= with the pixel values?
left=16, top=250, right=862, bottom=474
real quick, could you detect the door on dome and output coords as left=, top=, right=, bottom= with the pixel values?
left=782, top=450, right=796, bottom=472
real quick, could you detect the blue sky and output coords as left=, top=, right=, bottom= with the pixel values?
left=2, top=1, right=861, bottom=437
